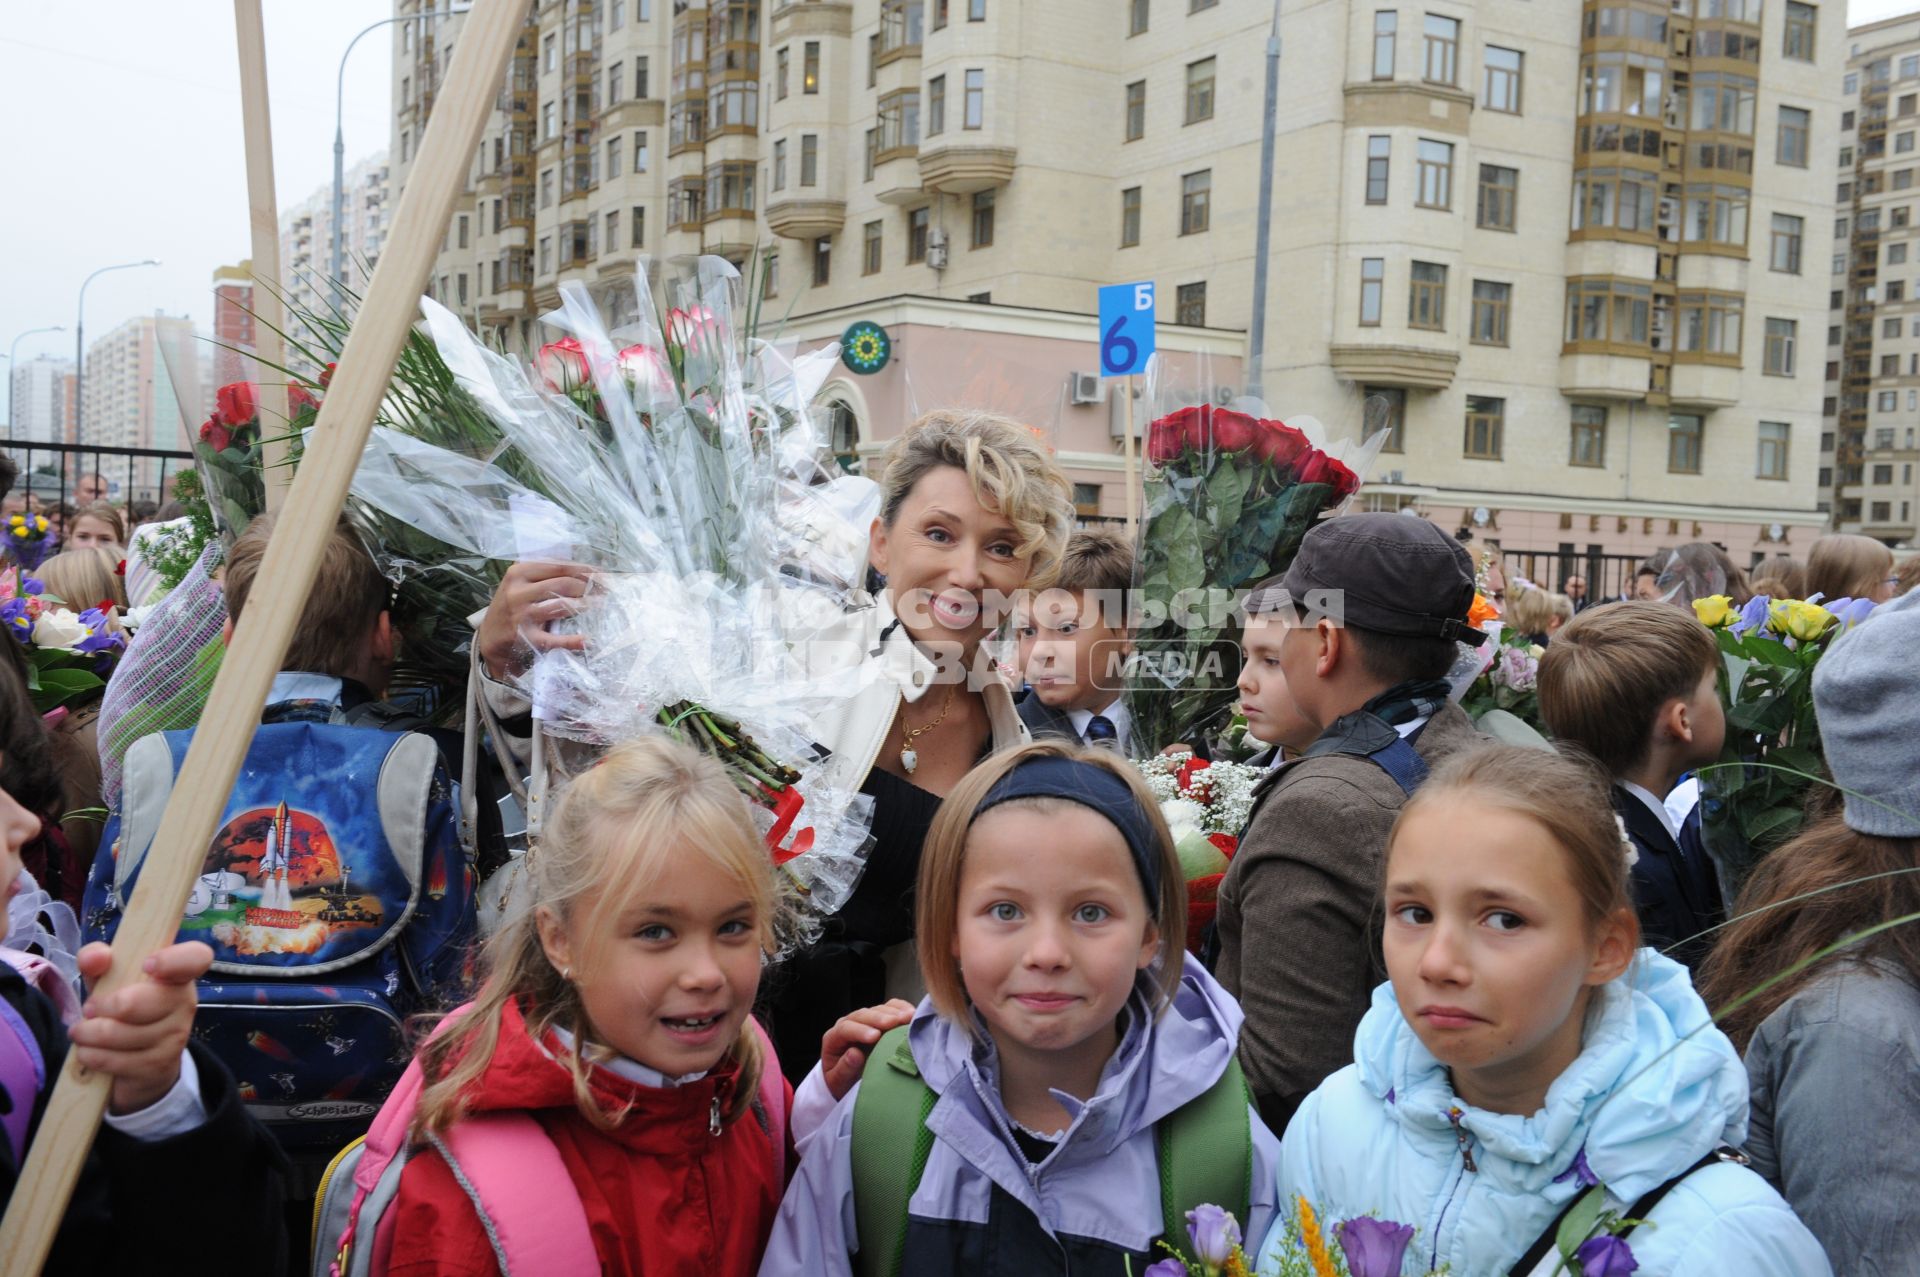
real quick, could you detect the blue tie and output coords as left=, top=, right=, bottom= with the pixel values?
left=1083, top=715, right=1119, bottom=747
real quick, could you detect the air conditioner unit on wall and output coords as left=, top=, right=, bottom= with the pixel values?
left=1069, top=372, right=1105, bottom=405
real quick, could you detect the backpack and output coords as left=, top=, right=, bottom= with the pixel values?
left=0, top=988, right=45, bottom=1169
left=81, top=720, right=478, bottom=1154
left=309, top=1010, right=789, bottom=1277
left=847, top=1026, right=1252, bottom=1277
left=1508, top=1148, right=1753, bottom=1277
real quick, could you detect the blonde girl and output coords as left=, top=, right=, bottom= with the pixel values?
left=1805, top=533, right=1897, bottom=605
left=37, top=545, right=128, bottom=613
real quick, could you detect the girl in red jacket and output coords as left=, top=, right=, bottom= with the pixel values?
left=383, top=736, right=792, bottom=1277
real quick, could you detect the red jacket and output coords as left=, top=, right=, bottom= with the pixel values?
left=384, top=998, right=791, bottom=1277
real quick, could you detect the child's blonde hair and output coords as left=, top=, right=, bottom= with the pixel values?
left=37, top=546, right=127, bottom=612
left=1806, top=534, right=1895, bottom=603
left=412, top=736, right=780, bottom=1142
left=914, top=740, right=1186, bottom=1034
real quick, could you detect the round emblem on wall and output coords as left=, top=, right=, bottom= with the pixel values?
left=841, top=321, right=892, bottom=375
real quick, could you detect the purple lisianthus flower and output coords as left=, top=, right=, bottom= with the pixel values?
left=1731, top=593, right=1773, bottom=638
left=1335, top=1216, right=1416, bottom=1277
left=1553, top=1147, right=1600, bottom=1189
left=1185, top=1204, right=1241, bottom=1267
left=1142, top=1261, right=1189, bottom=1277
left=1830, top=595, right=1877, bottom=630
left=1574, top=1234, right=1640, bottom=1276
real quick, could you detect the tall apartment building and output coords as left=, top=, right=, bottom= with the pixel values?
left=394, top=0, right=1839, bottom=564
left=211, top=262, right=257, bottom=394
left=8, top=356, right=76, bottom=446
left=280, top=152, right=393, bottom=372
left=1823, top=15, right=1920, bottom=549
left=82, top=313, right=201, bottom=500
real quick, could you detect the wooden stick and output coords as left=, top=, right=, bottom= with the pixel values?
left=0, top=3, right=526, bottom=1269
left=233, top=0, right=291, bottom=515
left=1122, top=374, right=1139, bottom=535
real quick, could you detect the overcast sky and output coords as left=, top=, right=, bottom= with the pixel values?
left=6, top=0, right=1920, bottom=392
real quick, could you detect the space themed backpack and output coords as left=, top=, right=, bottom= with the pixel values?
left=83, top=720, right=477, bottom=1152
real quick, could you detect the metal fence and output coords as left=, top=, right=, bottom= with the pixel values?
left=0, top=439, right=195, bottom=510
left=1503, top=548, right=1648, bottom=603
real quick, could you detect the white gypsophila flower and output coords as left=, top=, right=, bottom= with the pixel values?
left=31, top=607, right=90, bottom=651
left=1614, top=813, right=1640, bottom=868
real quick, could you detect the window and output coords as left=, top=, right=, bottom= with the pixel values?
left=968, top=0, right=986, bottom=17
left=928, top=75, right=946, bottom=135
left=907, top=207, right=930, bottom=263
left=1181, top=170, right=1211, bottom=234
left=1131, top=0, right=1149, bottom=36
left=1373, top=12, right=1397, bottom=80
left=609, top=62, right=624, bottom=105
left=1360, top=257, right=1385, bottom=325
left=1902, top=170, right=1917, bottom=190
left=1185, top=57, right=1215, bottom=124
left=964, top=69, right=985, bottom=128
left=605, top=138, right=621, bottom=180
left=1905, top=94, right=1919, bottom=116
left=1571, top=405, right=1608, bottom=467
left=772, top=139, right=787, bottom=191
left=877, top=89, right=921, bottom=155
left=1689, top=73, right=1757, bottom=135
left=631, top=205, right=646, bottom=248
left=543, top=101, right=556, bottom=139
left=1765, top=318, right=1798, bottom=375
left=541, top=167, right=555, bottom=208
left=1778, top=106, right=1810, bottom=167
left=1881, top=389, right=1899, bottom=411
left=1410, top=260, right=1447, bottom=329
left=400, top=129, right=411, bottom=162
left=1668, top=413, right=1704, bottom=473
left=803, top=41, right=820, bottom=93
left=801, top=134, right=818, bottom=185
left=862, top=221, right=883, bottom=275
left=1845, top=73, right=1858, bottom=95
left=1564, top=277, right=1651, bottom=347
left=457, top=213, right=469, bottom=249
left=1484, top=46, right=1523, bottom=114
left=1120, top=186, right=1142, bottom=247
left=1125, top=80, right=1146, bottom=142
left=539, top=235, right=552, bottom=276
left=612, top=0, right=624, bottom=28
left=1784, top=2, right=1816, bottom=61
left=868, top=34, right=880, bottom=88
left=1471, top=280, right=1511, bottom=345
left=634, top=131, right=650, bottom=172
left=1177, top=282, right=1207, bottom=326
left=1368, top=385, right=1407, bottom=451
left=1884, top=355, right=1901, bottom=377
left=636, top=57, right=650, bottom=99
left=1416, top=139, right=1453, bottom=209
left=762, top=252, right=779, bottom=299
left=1892, top=242, right=1909, bottom=265
left=1478, top=164, right=1517, bottom=230
left=1191, top=0, right=1218, bottom=10
left=1875, top=464, right=1895, bottom=485
left=1465, top=396, right=1504, bottom=460
left=1424, top=14, right=1459, bottom=86
left=1872, top=501, right=1893, bottom=522
left=864, top=128, right=878, bottom=180
left=606, top=209, right=620, bottom=252
left=1903, top=131, right=1918, bottom=154
left=1887, top=317, right=1904, bottom=338
left=1771, top=214, right=1803, bottom=273
left=880, top=0, right=925, bottom=55
left=813, top=236, right=831, bottom=286
left=1682, top=184, right=1749, bottom=248
left=543, top=33, right=556, bottom=72
left=776, top=48, right=788, bottom=99
left=1676, top=292, right=1743, bottom=357
left=971, top=190, right=995, bottom=246
left=1366, top=136, right=1390, bottom=204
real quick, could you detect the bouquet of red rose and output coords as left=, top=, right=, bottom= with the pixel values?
left=1125, top=403, right=1376, bottom=756
left=193, top=378, right=321, bottom=535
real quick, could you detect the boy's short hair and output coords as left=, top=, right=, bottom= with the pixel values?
left=224, top=514, right=389, bottom=679
left=1052, top=527, right=1135, bottom=595
left=1537, top=601, right=1718, bottom=775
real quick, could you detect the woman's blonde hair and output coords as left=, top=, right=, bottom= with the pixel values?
left=1806, top=534, right=1895, bottom=603
left=1505, top=585, right=1555, bottom=636
left=37, top=546, right=127, bottom=612
left=412, top=736, right=780, bottom=1142
left=914, top=740, right=1186, bottom=1035
left=878, top=410, right=1075, bottom=588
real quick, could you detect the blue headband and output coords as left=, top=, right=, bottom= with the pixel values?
left=970, top=756, right=1162, bottom=911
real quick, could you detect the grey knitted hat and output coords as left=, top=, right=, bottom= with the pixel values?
left=1811, top=587, right=1920, bottom=838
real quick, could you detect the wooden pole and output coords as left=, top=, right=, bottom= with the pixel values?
left=0, top=3, right=527, bottom=1270
left=1122, top=374, right=1139, bottom=535
left=233, top=0, right=291, bottom=515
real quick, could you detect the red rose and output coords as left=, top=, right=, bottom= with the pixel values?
left=1326, top=456, right=1361, bottom=500
left=319, top=362, right=337, bottom=389
left=1251, top=420, right=1311, bottom=469
left=1180, top=404, right=1216, bottom=453
left=1209, top=408, right=1258, bottom=454
left=199, top=416, right=234, bottom=452
left=288, top=382, right=319, bottom=414
left=215, top=381, right=256, bottom=428
left=1147, top=407, right=1197, bottom=465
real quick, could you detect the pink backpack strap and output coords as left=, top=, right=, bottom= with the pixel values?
left=430, top=1112, right=598, bottom=1276
left=751, top=1016, right=789, bottom=1183
left=0, top=993, right=46, bottom=1168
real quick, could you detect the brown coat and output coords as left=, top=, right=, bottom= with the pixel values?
left=1213, top=702, right=1486, bottom=1135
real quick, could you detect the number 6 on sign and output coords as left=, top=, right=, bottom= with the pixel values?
left=1098, top=281, right=1156, bottom=378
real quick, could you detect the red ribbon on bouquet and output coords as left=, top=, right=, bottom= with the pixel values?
left=761, top=784, right=814, bottom=865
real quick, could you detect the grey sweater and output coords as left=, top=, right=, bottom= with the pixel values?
left=1743, top=958, right=1920, bottom=1275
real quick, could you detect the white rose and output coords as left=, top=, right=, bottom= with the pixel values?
left=31, top=607, right=90, bottom=650
left=1161, top=797, right=1206, bottom=839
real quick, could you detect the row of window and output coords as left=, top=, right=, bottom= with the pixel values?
left=1122, top=58, right=1216, bottom=140
left=803, top=190, right=997, bottom=286
left=1128, top=0, right=1224, bottom=38
left=1365, top=389, right=1793, bottom=478
left=1369, top=12, right=1523, bottom=113
left=1821, top=426, right=1920, bottom=454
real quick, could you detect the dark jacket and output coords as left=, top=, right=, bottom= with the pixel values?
left=1611, top=786, right=1722, bottom=971
left=1015, top=690, right=1080, bottom=744
left=1213, top=702, right=1486, bottom=1136
left=0, top=965, right=290, bottom=1276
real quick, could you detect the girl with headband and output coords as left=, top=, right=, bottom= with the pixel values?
left=760, top=740, right=1282, bottom=1275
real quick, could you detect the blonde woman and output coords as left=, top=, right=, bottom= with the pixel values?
left=1805, top=533, right=1897, bottom=605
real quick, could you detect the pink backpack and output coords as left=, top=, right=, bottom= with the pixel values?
left=310, top=1008, right=788, bottom=1277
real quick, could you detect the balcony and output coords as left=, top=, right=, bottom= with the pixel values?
left=1560, top=351, right=1653, bottom=401
left=766, top=194, right=846, bottom=239
left=917, top=142, right=1016, bottom=194
left=1668, top=361, right=1742, bottom=407
left=873, top=153, right=924, bottom=205
left=771, top=0, right=852, bottom=38
left=1328, top=342, right=1458, bottom=390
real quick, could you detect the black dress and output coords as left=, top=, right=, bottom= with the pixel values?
left=763, top=760, right=966, bottom=1083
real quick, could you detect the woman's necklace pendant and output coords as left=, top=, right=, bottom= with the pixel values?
left=900, top=747, right=919, bottom=774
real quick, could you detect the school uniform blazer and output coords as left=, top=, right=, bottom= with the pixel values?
left=1611, top=787, right=1723, bottom=972
left=1015, top=691, right=1082, bottom=744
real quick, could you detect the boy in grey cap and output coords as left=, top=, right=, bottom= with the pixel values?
left=1214, top=513, right=1489, bottom=1134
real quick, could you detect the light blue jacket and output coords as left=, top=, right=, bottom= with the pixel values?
left=1258, top=952, right=1831, bottom=1276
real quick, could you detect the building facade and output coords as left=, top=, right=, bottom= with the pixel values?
left=211, top=262, right=257, bottom=395
left=81, top=313, right=201, bottom=501
left=8, top=356, right=76, bottom=446
left=280, top=152, right=393, bottom=374
left=392, top=0, right=1840, bottom=562
left=1823, top=15, right=1920, bottom=550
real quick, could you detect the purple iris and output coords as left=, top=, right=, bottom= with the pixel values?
left=1335, top=1216, right=1415, bottom=1277
left=1575, top=1234, right=1640, bottom=1276
left=73, top=608, right=125, bottom=671
left=1731, top=593, right=1773, bottom=638
left=1185, top=1204, right=1241, bottom=1267
left=1553, top=1147, right=1600, bottom=1189
left=0, top=597, right=31, bottom=643
left=1141, top=1262, right=1188, bottom=1277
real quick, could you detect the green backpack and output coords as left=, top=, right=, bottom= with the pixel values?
left=848, top=1026, right=1253, bottom=1277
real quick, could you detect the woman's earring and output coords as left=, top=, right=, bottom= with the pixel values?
left=560, top=966, right=572, bottom=982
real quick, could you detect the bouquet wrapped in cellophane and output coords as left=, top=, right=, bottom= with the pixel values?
left=357, top=256, right=881, bottom=949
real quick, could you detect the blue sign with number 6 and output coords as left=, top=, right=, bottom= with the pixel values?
left=1098, top=281, right=1156, bottom=378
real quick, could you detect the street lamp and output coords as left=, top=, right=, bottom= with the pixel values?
left=1246, top=0, right=1283, bottom=404
left=333, top=7, right=472, bottom=307
left=6, top=326, right=67, bottom=437
left=75, top=259, right=161, bottom=444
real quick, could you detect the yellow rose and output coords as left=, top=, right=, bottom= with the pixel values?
left=1767, top=598, right=1834, bottom=641
left=1692, top=595, right=1735, bottom=628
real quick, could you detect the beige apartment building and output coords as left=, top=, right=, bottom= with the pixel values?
left=80, top=313, right=200, bottom=501
left=280, top=153, right=393, bottom=377
left=392, top=0, right=1840, bottom=569
left=1823, top=15, right=1920, bottom=550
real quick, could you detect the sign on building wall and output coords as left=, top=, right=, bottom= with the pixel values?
left=1098, top=281, right=1155, bottom=378
left=841, top=321, right=891, bottom=375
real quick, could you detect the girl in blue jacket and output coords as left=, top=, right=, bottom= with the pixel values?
left=1259, top=743, right=1828, bottom=1276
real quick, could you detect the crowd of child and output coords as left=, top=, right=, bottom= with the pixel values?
left=2, top=426, right=1917, bottom=1276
